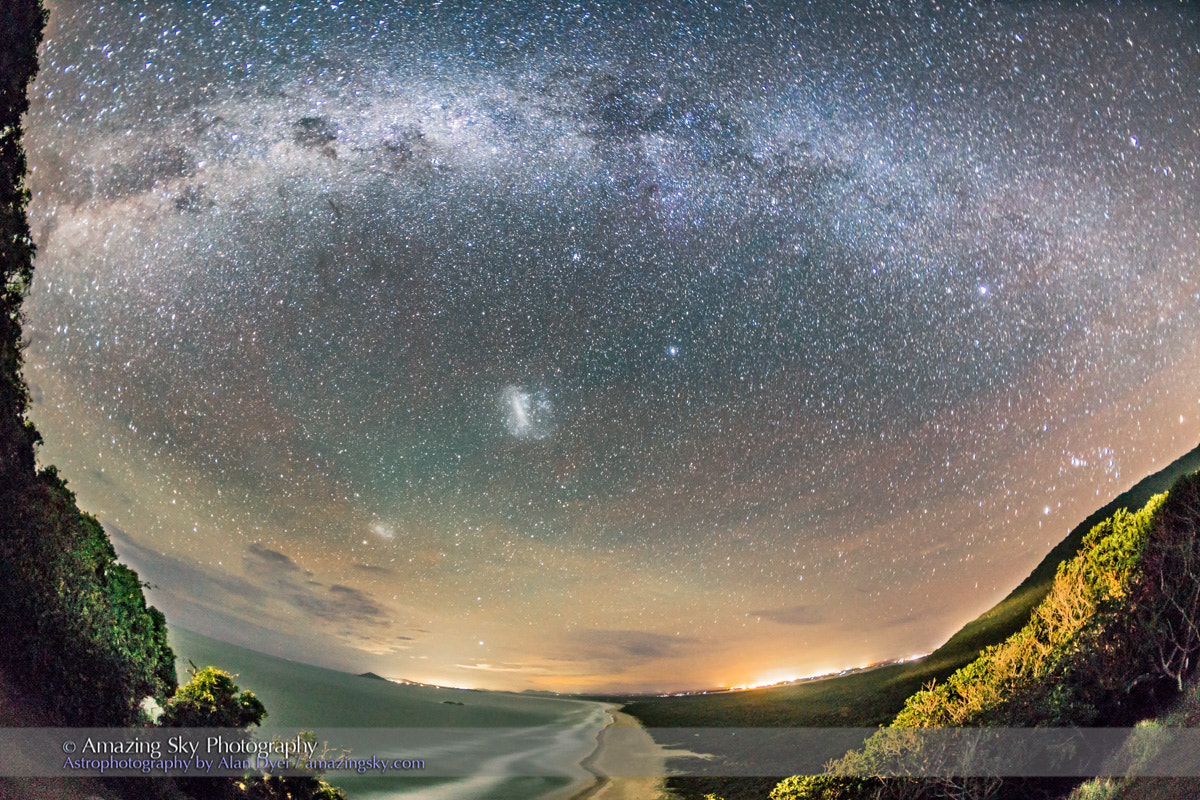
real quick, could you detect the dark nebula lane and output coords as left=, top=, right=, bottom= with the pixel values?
left=21, top=0, right=1200, bottom=691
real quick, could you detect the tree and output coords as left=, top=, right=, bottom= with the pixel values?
left=0, top=0, right=46, bottom=495
left=161, top=669, right=346, bottom=800
left=160, top=667, right=267, bottom=729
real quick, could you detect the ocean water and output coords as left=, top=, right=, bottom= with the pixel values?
left=169, top=628, right=607, bottom=800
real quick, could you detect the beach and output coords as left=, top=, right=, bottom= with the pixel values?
left=170, top=629, right=669, bottom=800
left=2, top=632, right=693, bottom=800
left=560, top=703, right=692, bottom=800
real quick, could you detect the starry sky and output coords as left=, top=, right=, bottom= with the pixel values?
left=20, top=0, right=1200, bottom=693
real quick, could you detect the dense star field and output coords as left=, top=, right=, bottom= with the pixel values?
left=20, top=0, right=1200, bottom=692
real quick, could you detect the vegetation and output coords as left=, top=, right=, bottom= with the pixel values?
left=1, top=7, right=344, bottom=799
left=1067, top=678, right=1200, bottom=800
left=771, top=469, right=1200, bottom=800
left=160, top=667, right=267, bottom=729
left=0, top=0, right=179, bottom=729
left=163, top=668, right=346, bottom=800
left=624, top=444, right=1200, bottom=800
left=0, top=0, right=45, bottom=471
left=0, top=0, right=46, bottom=515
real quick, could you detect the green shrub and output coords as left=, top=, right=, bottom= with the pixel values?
left=775, top=470, right=1200, bottom=800
left=160, top=667, right=266, bottom=729
left=162, top=670, right=346, bottom=800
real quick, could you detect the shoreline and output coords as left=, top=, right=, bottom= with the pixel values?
left=556, top=703, right=673, bottom=800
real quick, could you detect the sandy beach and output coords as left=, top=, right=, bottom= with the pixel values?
left=560, top=703, right=702, bottom=800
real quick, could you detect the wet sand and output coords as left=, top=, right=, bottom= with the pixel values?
left=561, top=703, right=696, bottom=800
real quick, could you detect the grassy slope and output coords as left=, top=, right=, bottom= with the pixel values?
left=618, top=444, right=1200, bottom=800
left=623, top=441, right=1200, bottom=731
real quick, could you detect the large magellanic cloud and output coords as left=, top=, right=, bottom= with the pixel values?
left=23, top=0, right=1200, bottom=690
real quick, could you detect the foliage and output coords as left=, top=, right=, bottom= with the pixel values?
left=774, top=471, right=1200, bottom=800
left=1, top=466, right=178, bottom=725
left=0, top=0, right=179, bottom=730
left=1068, top=778, right=1122, bottom=800
left=161, top=671, right=346, bottom=800
left=1066, top=675, right=1200, bottom=800
left=770, top=775, right=877, bottom=800
left=241, top=773, right=347, bottom=800
left=160, top=667, right=267, bottom=729
left=884, top=499, right=1162, bottom=732
left=1131, top=472, right=1200, bottom=692
left=0, top=0, right=45, bottom=493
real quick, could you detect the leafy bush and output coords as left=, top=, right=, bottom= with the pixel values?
left=1, top=466, right=178, bottom=724
left=774, top=470, right=1200, bottom=800
left=162, top=668, right=345, bottom=800
left=160, top=667, right=267, bottom=729
left=0, top=0, right=179, bottom=728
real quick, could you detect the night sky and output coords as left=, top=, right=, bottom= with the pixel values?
left=21, top=0, right=1200, bottom=692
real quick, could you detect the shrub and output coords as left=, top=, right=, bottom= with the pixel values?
left=774, top=469, right=1200, bottom=800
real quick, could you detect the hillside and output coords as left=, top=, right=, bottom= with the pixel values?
left=769, top=467, right=1200, bottom=800
left=0, top=0, right=178, bottom=731
left=623, top=440, right=1200, bottom=732
left=0, top=8, right=343, bottom=800
left=619, top=443, right=1200, bottom=800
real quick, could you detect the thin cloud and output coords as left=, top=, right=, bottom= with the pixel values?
left=556, top=628, right=700, bottom=671
left=352, top=563, right=394, bottom=575
left=244, top=542, right=301, bottom=573
left=752, top=604, right=825, bottom=626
